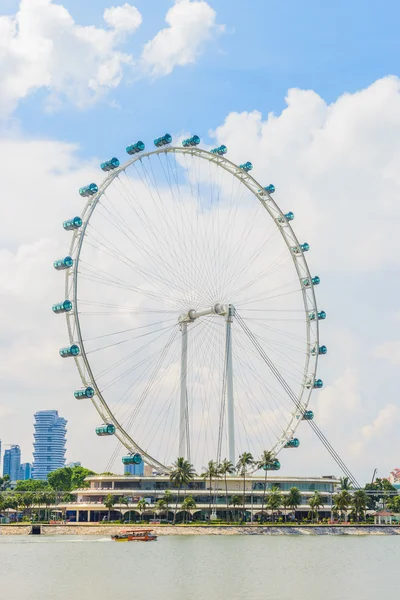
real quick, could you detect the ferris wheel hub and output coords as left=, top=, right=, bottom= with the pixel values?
left=178, top=303, right=232, bottom=324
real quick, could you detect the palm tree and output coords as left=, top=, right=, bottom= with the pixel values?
left=282, top=495, right=290, bottom=522
left=352, top=490, right=368, bottom=522
left=236, top=452, right=254, bottom=523
left=137, top=498, right=148, bottom=521
left=42, top=492, right=55, bottom=522
left=287, top=487, right=302, bottom=521
left=333, top=490, right=352, bottom=522
left=218, top=459, right=234, bottom=522
left=22, top=492, right=35, bottom=520
left=308, top=491, right=323, bottom=523
left=169, top=457, right=195, bottom=524
left=156, top=499, right=167, bottom=521
left=202, top=460, right=218, bottom=519
left=119, top=496, right=129, bottom=522
left=163, top=490, right=173, bottom=522
left=340, top=477, right=353, bottom=491
left=267, top=486, right=283, bottom=522
left=257, top=450, right=275, bottom=523
left=104, top=493, right=116, bottom=522
left=181, top=495, right=196, bottom=524
left=230, top=494, right=242, bottom=522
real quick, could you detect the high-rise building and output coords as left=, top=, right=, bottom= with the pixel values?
left=32, top=410, right=67, bottom=480
left=124, top=461, right=144, bottom=476
left=19, top=463, right=32, bottom=480
left=3, top=445, right=21, bottom=481
left=0, top=439, right=2, bottom=473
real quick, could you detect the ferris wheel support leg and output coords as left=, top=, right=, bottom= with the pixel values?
left=179, top=321, right=188, bottom=459
left=226, top=305, right=235, bottom=466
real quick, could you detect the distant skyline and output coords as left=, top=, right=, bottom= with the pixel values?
left=0, top=1, right=399, bottom=481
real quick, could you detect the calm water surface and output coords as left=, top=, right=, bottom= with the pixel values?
left=1, top=535, right=399, bottom=600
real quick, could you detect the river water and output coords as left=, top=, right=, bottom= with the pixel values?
left=1, top=535, right=399, bottom=600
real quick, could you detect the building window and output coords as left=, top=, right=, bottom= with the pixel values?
left=47, top=457, right=51, bottom=461
left=47, top=437, right=52, bottom=442
left=47, top=446, right=52, bottom=451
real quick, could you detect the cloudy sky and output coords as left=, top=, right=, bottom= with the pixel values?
left=0, top=0, right=399, bottom=482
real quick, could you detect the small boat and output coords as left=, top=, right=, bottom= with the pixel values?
left=111, top=529, right=158, bottom=542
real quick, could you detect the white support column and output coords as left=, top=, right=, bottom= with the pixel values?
left=226, top=304, right=235, bottom=466
left=179, top=322, right=188, bottom=459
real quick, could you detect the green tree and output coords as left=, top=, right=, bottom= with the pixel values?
left=387, top=494, right=400, bottom=512
left=21, top=492, right=35, bottom=520
left=236, top=452, right=254, bottom=523
left=218, top=459, right=234, bottom=522
left=282, top=495, right=291, bottom=522
left=163, top=490, right=173, bottom=522
left=333, top=490, right=352, bottom=522
left=104, top=494, right=116, bottom=522
left=352, top=490, right=368, bottom=522
left=287, top=487, right=302, bottom=520
left=0, top=475, right=11, bottom=492
left=257, top=450, right=276, bottom=523
left=47, top=467, right=73, bottom=495
left=308, top=491, right=323, bottom=523
left=230, top=494, right=242, bottom=522
left=155, top=499, right=167, bottom=520
left=202, top=460, right=218, bottom=518
left=71, top=466, right=96, bottom=489
left=267, top=486, right=283, bottom=522
left=339, top=477, right=353, bottom=491
left=364, top=478, right=396, bottom=509
left=181, top=495, right=196, bottom=524
left=119, top=496, right=129, bottom=521
left=137, top=498, right=148, bottom=521
left=169, top=457, right=195, bottom=524
left=15, top=480, right=50, bottom=492
left=41, top=492, right=56, bottom=521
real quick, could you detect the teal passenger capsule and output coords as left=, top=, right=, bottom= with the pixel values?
left=210, top=145, right=227, bottom=155
left=319, top=345, right=327, bottom=354
left=262, top=459, right=280, bottom=471
left=154, top=134, right=172, bottom=147
left=53, top=256, right=73, bottom=271
left=100, top=157, right=120, bottom=171
left=314, top=379, right=323, bottom=388
left=284, top=438, right=300, bottom=448
left=59, top=344, right=80, bottom=358
left=74, top=387, right=95, bottom=400
left=122, top=453, right=142, bottom=465
left=309, top=310, right=326, bottom=321
left=96, top=424, right=116, bottom=436
left=302, top=410, right=314, bottom=420
left=126, top=141, right=145, bottom=155
left=63, top=217, right=82, bottom=231
left=264, top=184, right=275, bottom=194
left=182, top=135, right=200, bottom=147
left=79, top=183, right=98, bottom=197
left=239, top=161, right=253, bottom=172
left=303, top=275, right=320, bottom=287
left=52, top=300, right=72, bottom=314
left=278, top=211, right=294, bottom=223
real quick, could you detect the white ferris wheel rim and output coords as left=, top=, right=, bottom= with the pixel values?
left=63, top=145, right=320, bottom=473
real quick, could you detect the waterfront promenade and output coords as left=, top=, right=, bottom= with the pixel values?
left=1, top=524, right=399, bottom=535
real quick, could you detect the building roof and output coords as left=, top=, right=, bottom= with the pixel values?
left=374, top=510, right=395, bottom=516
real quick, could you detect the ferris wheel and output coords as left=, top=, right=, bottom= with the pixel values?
left=53, top=133, right=327, bottom=473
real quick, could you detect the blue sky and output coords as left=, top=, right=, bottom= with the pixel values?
left=1, top=0, right=400, bottom=479
left=14, top=0, right=400, bottom=159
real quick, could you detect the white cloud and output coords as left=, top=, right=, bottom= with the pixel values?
left=375, top=340, right=400, bottom=365
left=0, top=0, right=142, bottom=116
left=361, top=404, right=399, bottom=440
left=103, top=3, right=142, bottom=32
left=211, top=76, right=400, bottom=271
left=314, top=369, right=361, bottom=427
left=141, top=0, right=224, bottom=76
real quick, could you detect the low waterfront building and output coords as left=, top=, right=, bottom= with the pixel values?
left=62, top=473, right=340, bottom=523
